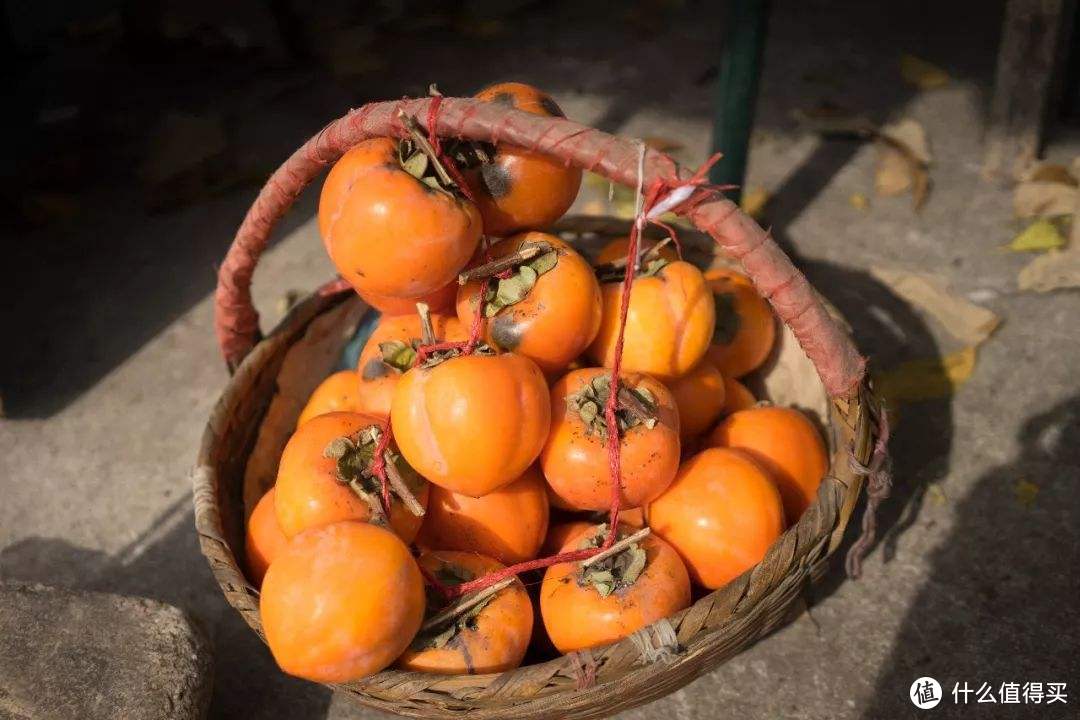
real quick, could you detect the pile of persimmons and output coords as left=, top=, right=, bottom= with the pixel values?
left=244, top=82, right=828, bottom=684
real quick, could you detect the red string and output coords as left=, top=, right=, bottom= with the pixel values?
left=425, top=95, right=477, bottom=206
left=399, top=143, right=729, bottom=599
left=462, top=279, right=488, bottom=354
left=368, top=423, right=394, bottom=517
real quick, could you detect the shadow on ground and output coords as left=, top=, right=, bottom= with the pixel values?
left=0, top=502, right=335, bottom=719
left=860, top=396, right=1080, bottom=718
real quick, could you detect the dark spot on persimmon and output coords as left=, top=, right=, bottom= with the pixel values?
left=480, top=162, right=513, bottom=199
left=490, top=315, right=524, bottom=350
left=539, top=96, right=566, bottom=118
left=491, top=92, right=516, bottom=107
left=362, top=357, right=390, bottom=380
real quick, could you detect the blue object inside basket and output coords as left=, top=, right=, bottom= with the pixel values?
left=335, top=310, right=381, bottom=372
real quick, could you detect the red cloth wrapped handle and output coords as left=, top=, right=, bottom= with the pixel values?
left=214, top=97, right=865, bottom=397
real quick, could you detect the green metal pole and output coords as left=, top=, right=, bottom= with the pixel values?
left=709, top=0, right=770, bottom=201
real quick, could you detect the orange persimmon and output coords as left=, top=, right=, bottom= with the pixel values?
left=296, top=370, right=361, bottom=428
left=456, top=232, right=601, bottom=374
left=274, top=412, right=429, bottom=542
left=540, top=524, right=691, bottom=653
left=540, top=520, right=594, bottom=557
left=722, top=376, right=757, bottom=414
left=416, top=466, right=550, bottom=564
left=244, top=487, right=289, bottom=587
left=358, top=282, right=457, bottom=316
left=707, top=406, right=828, bottom=522
left=466, top=82, right=582, bottom=236
left=540, top=368, right=680, bottom=511
left=666, top=361, right=726, bottom=441
left=356, top=312, right=466, bottom=419
left=648, top=447, right=785, bottom=589
left=594, top=237, right=679, bottom=265
left=397, top=551, right=532, bottom=675
left=319, top=137, right=481, bottom=300
left=260, top=521, right=425, bottom=682
left=391, top=350, right=550, bottom=496
left=705, top=268, right=776, bottom=378
left=587, top=259, right=714, bottom=379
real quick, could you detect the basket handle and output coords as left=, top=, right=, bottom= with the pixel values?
left=215, top=97, right=865, bottom=397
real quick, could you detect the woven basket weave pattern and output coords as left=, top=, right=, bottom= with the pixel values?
left=196, top=218, right=871, bottom=719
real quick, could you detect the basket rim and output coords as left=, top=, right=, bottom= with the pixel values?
left=194, top=216, right=874, bottom=719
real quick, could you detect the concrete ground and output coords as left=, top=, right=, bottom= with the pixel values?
left=2, top=1, right=1078, bottom=718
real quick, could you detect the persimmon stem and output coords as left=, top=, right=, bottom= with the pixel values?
left=457, top=242, right=552, bottom=284
left=349, top=480, right=388, bottom=526
left=416, top=302, right=435, bottom=345
left=594, top=236, right=674, bottom=272
left=420, top=578, right=514, bottom=632
left=616, top=387, right=656, bottom=424
left=581, top=527, right=651, bottom=568
left=383, top=450, right=425, bottom=517
left=397, top=110, right=454, bottom=188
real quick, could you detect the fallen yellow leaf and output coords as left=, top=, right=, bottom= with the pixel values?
left=1015, top=479, right=1039, bottom=508
left=900, top=54, right=950, bottom=90
left=877, top=346, right=977, bottom=405
left=849, top=192, right=869, bottom=210
left=1005, top=219, right=1067, bottom=252
left=740, top=186, right=770, bottom=219
left=927, top=483, right=948, bottom=506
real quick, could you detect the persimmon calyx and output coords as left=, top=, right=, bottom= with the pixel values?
left=396, top=111, right=465, bottom=198
left=413, top=301, right=495, bottom=368
left=566, top=374, right=658, bottom=439
left=411, top=564, right=500, bottom=650
left=322, top=425, right=426, bottom=517
left=594, top=237, right=673, bottom=283
left=712, top=291, right=741, bottom=345
left=460, top=241, right=559, bottom=318
left=576, top=525, right=649, bottom=597
left=361, top=339, right=418, bottom=381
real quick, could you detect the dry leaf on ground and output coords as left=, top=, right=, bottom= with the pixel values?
left=879, top=120, right=932, bottom=164
left=1013, top=182, right=1077, bottom=218
left=740, top=186, right=770, bottom=219
left=876, top=345, right=977, bottom=406
left=870, top=267, right=1001, bottom=345
left=900, top=54, right=950, bottom=90
left=849, top=193, right=869, bottom=210
left=1005, top=219, right=1067, bottom=252
left=1014, top=161, right=1077, bottom=218
left=927, top=483, right=948, bottom=506
left=875, top=119, right=932, bottom=209
left=1022, top=162, right=1078, bottom=186
left=1017, top=245, right=1080, bottom=292
left=1015, top=479, right=1040, bottom=508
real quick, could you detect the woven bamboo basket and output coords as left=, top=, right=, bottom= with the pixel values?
left=194, top=97, right=887, bottom=720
